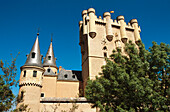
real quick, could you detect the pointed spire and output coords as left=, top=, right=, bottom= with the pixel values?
left=24, top=33, right=43, bottom=67
left=43, top=37, right=57, bottom=67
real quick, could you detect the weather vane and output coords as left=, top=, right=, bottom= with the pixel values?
left=37, top=28, right=40, bottom=36
left=51, top=33, right=53, bottom=42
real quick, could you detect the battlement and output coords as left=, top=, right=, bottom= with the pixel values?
left=79, top=8, right=142, bottom=84
left=80, top=8, right=141, bottom=43
left=81, top=8, right=141, bottom=31
left=19, top=66, right=44, bottom=87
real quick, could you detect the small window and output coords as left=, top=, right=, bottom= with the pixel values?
left=47, top=68, right=50, bottom=73
left=21, top=91, right=24, bottom=100
left=103, top=46, right=107, bottom=51
left=31, top=52, right=36, bottom=58
left=48, top=56, right=51, bottom=60
left=33, top=71, right=37, bottom=77
left=23, top=71, right=26, bottom=77
left=72, top=75, right=76, bottom=79
left=64, top=74, right=68, bottom=78
left=85, top=17, right=87, bottom=25
left=41, top=93, right=44, bottom=97
left=104, top=52, right=107, bottom=58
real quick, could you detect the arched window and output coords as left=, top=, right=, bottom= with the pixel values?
left=31, top=52, right=36, bottom=58
left=47, top=68, right=50, bottom=73
left=48, top=56, right=51, bottom=60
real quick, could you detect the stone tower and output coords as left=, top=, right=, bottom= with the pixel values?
left=79, top=8, right=141, bottom=92
left=41, top=38, right=58, bottom=98
left=43, top=38, right=58, bottom=74
left=17, top=33, right=44, bottom=111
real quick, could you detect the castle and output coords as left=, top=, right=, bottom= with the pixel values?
left=17, top=8, right=141, bottom=112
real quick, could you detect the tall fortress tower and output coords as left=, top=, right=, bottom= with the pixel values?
left=79, top=8, right=141, bottom=92
left=17, top=8, right=141, bottom=112
left=17, top=33, right=45, bottom=111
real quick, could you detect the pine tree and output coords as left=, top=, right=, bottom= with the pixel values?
left=0, top=55, right=18, bottom=111
left=85, top=41, right=170, bottom=111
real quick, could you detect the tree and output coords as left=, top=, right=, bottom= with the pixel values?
left=85, top=41, right=170, bottom=111
left=0, top=55, right=18, bottom=111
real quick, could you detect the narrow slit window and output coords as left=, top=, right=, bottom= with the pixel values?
left=85, top=17, right=87, bottom=25
left=31, top=52, right=36, bottom=58
left=23, top=71, right=26, bottom=77
left=104, top=52, right=107, bottom=58
left=33, top=71, right=37, bottom=77
left=21, top=91, right=24, bottom=100
left=48, top=56, right=51, bottom=60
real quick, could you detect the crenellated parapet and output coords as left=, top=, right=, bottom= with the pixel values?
left=19, top=66, right=44, bottom=87
left=79, top=8, right=141, bottom=45
left=79, top=8, right=142, bottom=91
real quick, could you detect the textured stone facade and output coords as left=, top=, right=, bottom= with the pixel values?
left=17, top=8, right=141, bottom=112
left=79, top=8, right=141, bottom=93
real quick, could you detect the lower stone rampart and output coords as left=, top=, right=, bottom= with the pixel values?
left=40, top=97, right=98, bottom=112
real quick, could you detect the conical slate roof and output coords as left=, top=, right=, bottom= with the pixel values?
left=24, top=34, right=43, bottom=67
left=43, top=39, right=56, bottom=67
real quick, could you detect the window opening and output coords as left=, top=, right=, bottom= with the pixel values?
left=21, top=91, right=24, bottom=100
left=104, top=52, right=107, bottom=58
left=72, top=75, right=76, bottom=79
left=48, top=56, right=51, bottom=60
left=23, top=71, right=26, bottom=77
left=41, top=93, right=44, bottom=97
left=64, top=74, right=68, bottom=78
left=31, top=52, right=36, bottom=58
left=47, top=68, right=50, bottom=73
left=85, top=17, right=87, bottom=25
left=33, top=71, right=37, bottom=77
left=103, top=46, right=107, bottom=50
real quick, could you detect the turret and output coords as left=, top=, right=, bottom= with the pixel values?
left=24, top=33, right=43, bottom=67
left=79, top=8, right=142, bottom=96
left=117, top=15, right=127, bottom=43
left=88, top=8, right=96, bottom=38
left=103, top=12, right=113, bottom=41
left=82, top=10, right=88, bottom=35
left=17, top=33, right=44, bottom=111
left=130, top=19, right=141, bottom=43
left=43, top=38, right=58, bottom=74
left=79, top=21, right=85, bottom=55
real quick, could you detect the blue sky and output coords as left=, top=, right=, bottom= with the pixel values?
left=0, top=0, right=170, bottom=95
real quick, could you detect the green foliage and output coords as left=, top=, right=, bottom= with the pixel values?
left=12, top=103, right=30, bottom=112
left=0, top=54, right=19, bottom=111
left=85, top=41, right=170, bottom=111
